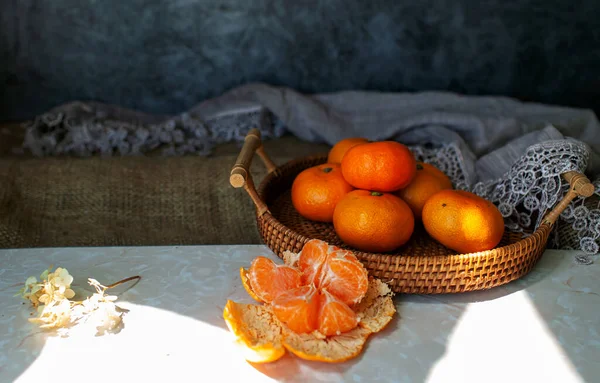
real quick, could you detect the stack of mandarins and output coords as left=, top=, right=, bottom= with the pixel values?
left=291, top=138, right=505, bottom=254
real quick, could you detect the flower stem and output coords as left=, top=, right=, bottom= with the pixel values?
left=105, top=275, right=141, bottom=290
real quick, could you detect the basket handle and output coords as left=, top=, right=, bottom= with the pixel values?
left=229, top=128, right=278, bottom=216
left=543, top=171, right=595, bottom=225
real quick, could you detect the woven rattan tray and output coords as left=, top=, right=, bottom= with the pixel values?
left=230, top=129, right=594, bottom=294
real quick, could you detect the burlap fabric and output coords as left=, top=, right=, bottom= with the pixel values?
left=0, top=124, right=330, bottom=248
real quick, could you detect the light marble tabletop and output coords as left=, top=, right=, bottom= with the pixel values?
left=0, top=245, right=598, bottom=383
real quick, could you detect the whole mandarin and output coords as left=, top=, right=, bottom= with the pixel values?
left=291, top=163, right=354, bottom=222
left=341, top=141, right=416, bottom=192
left=333, top=190, right=415, bottom=253
left=327, top=137, right=370, bottom=164
left=396, top=162, right=453, bottom=220
left=422, top=189, right=505, bottom=253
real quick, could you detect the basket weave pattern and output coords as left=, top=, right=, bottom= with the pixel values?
left=256, top=155, right=552, bottom=294
left=231, top=129, right=593, bottom=294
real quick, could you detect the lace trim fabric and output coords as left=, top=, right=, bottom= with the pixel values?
left=20, top=104, right=599, bottom=263
left=409, top=143, right=470, bottom=191
left=22, top=104, right=285, bottom=157
left=412, top=139, right=598, bottom=263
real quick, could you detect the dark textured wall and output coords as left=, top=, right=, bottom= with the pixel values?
left=2, top=0, right=600, bottom=121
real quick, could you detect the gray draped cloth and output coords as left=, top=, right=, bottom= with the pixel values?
left=16, top=82, right=600, bottom=257
left=202, top=83, right=600, bottom=182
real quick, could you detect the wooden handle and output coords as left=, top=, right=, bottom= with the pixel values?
left=229, top=128, right=278, bottom=216
left=561, top=171, right=595, bottom=198
left=230, top=129, right=277, bottom=188
left=230, top=129, right=262, bottom=188
left=543, top=171, right=595, bottom=226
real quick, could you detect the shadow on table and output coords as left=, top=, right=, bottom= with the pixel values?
left=2, top=247, right=596, bottom=382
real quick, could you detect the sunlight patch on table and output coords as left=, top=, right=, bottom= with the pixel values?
left=16, top=302, right=276, bottom=383
left=426, top=290, right=584, bottom=383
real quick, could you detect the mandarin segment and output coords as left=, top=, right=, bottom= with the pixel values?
left=248, top=256, right=302, bottom=303
left=328, top=245, right=342, bottom=253
left=328, top=248, right=359, bottom=263
left=320, top=256, right=369, bottom=306
left=223, top=300, right=286, bottom=363
left=271, top=285, right=320, bottom=334
left=318, top=289, right=359, bottom=336
left=298, top=239, right=330, bottom=286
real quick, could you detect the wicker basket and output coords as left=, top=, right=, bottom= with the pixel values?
left=230, top=129, right=594, bottom=294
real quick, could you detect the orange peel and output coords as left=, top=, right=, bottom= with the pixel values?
left=223, top=300, right=286, bottom=363
left=225, top=275, right=395, bottom=363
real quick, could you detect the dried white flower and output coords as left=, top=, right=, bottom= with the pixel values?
left=30, top=297, right=72, bottom=329
left=17, top=267, right=137, bottom=336
left=72, top=278, right=126, bottom=335
left=16, top=266, right=75, bottom=308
